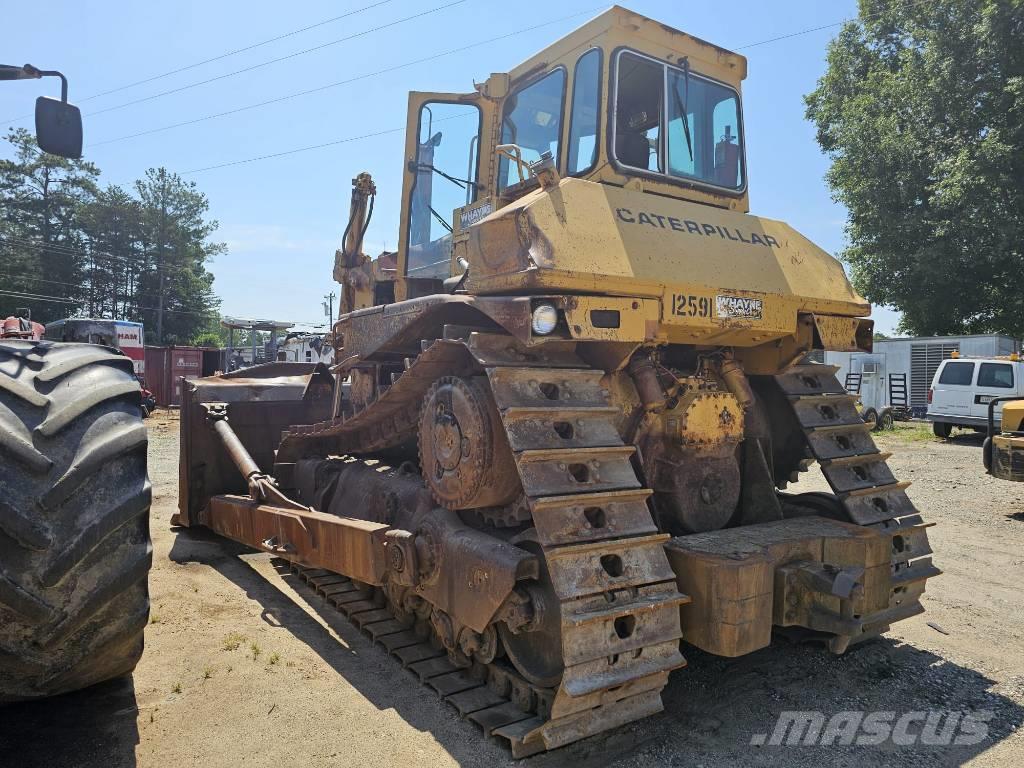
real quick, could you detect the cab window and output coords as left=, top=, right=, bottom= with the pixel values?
left=406, top=101, right=480, bottom=279
left=614, top=50, right=744, bottom=191
left=978, top=363, right=1014, bottom=388
left=938, top=362, right=974, bottom=385
left=567, top=49, right=602, bottom=175
left=498, top=69, right=566, bottom=190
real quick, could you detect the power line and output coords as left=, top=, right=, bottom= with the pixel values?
left=164, top=3, right=925, bottom=176
left=0, top=288, right=326, bottom=326
left=79, top=0, right=468, bottom=120
left=175, top=7, right=605, bottom=174
left=88, top=6, right=605, bottom=149
left=732, top=0, right=936, bottom=50
left=0, top=0, right=401, bottom=123
left=0, top=235, right=209, bottom=279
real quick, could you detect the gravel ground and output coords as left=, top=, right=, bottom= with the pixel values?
left=2, top=415, right=1023, bottom=767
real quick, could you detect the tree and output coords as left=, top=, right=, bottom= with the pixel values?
left=1, top=134, right=224, bottom=340
left=806, top=0, right=1024, bottom=337
left=0, top=127, right=99, bottom=320
left=133, top=168, right=222, bottom=345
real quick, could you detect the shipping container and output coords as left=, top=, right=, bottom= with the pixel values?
left=144, top=347, right=168, bottom=406
left=169, top=347, right=203, bottom=406
left=144, top=346, right=207, bottom=406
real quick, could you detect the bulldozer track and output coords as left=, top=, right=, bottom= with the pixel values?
left=284, top=561, right=561, bottom=755
left=275, top=348, right=934, bottom=752
left=776, top=363, right=940, bottom=637
left=279, top=335, right=688, bottom=756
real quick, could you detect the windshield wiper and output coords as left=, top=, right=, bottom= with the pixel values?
left=413, top=162, right=476, bottom=193
left=671, top=57, right=694, bottom=163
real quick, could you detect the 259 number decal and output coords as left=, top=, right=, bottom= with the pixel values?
left=671, top=294, right=711, bottom=318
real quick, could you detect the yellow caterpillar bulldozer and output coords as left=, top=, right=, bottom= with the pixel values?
left=174, top=7, right=939, bottom=756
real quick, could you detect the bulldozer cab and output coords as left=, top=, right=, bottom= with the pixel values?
left=394, top=5, right=749, bottom=299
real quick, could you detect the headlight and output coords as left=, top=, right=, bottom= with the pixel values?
left=531, top=304, right=559, bottom=335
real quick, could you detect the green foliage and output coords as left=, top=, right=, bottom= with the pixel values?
left=806, top=0, right=1024, bottom=337
left=0, top=130, right=222, bottom=342
left=191, top=331, right=224, bottom=348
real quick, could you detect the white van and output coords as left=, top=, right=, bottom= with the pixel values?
left=927, top=356, right=1024, bottom=436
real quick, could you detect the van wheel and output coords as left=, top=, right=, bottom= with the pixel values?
left=933, top=422, right=953, bottom=438
left=983, top=437, right=993, bottom=472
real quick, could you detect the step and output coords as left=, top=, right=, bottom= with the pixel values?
left=517, top=446, right=640, bottom=498
left=790, top=394, right=863, bottom=428
left=501, top=407, right=623, bottom=452
left=559, top=641, right=684, bottom=699
left=487, top=366, right=608, bottom=410
left=891, top=557, right=941, bottom=588
left=839, top=482, right=916, bottom=525
left=499, top=688, right=665, bottom=758
left=820, top=453, right=898, bottom=493
left=529, top=489, right=657, bottom=546
left=804, top=423, right=879, bottom=461
left=543, top=533, right=674, bottom=599
left=774, top=365, right=846, bottom=396
left=560, top=589, right=685, bottom=667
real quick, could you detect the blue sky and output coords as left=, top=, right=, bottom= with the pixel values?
left=0, top=0, right=902, bottom=334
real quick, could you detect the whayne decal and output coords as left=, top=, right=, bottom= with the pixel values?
left=615, top=208, right=780, bottom=248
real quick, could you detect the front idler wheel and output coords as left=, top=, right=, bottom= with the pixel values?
left=418, top=376, right=520, bottom=509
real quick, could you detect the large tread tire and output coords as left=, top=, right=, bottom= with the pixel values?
left=0, top=340, right=151, bottom=703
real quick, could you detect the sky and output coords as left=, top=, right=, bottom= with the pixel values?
left=0, top=0, right=903, bottom=335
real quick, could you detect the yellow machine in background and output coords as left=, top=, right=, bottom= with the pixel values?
left=177, top=7, right=939, bottom=757
left=985, top=398, right=1024, bottom=481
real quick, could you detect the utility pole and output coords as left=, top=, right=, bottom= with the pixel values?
left=156, top=169, right=167, bottom=344
left=323, top=291, right=336, bottom=331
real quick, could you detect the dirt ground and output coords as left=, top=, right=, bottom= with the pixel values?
left=3, top=413, right=1024, bottom=767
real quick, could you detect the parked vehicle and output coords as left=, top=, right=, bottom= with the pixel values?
left=927, top=354, right=1024, bottom=437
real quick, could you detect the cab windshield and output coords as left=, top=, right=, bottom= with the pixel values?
left=613, top=50, right=744, bottom=191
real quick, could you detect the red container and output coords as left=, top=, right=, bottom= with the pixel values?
left=143, top=347, right=168, bottom=406
left=169, top=347, right=203, bottom=406
left=144, top=346, right=204, bottom=406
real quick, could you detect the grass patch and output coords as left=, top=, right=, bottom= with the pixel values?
left=171, top=682, right=182, bottom=694
left=268, top=652, right=280, bottom=666
left=222, top=632, right=246, bottom=651
left=250, top=642, right=262, bottom=661
left=149, top=614, right=160, bottom=625
left=874, top=421, right=939, bottom=444
left=202, top=666, right=214, bottom=680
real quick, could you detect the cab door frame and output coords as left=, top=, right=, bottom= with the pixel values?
left=395, top=89, right=501, bottom=301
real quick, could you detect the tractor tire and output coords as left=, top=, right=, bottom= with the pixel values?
left=0, top=340, right=151, bottom=703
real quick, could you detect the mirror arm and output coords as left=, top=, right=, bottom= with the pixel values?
left=21, top=65, right=69, bottom=102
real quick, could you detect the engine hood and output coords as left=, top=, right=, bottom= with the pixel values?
left=464, top=177, right=867, bottom=319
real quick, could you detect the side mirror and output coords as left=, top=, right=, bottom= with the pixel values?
left=35, top=96, right=83, bottom=159
left=0, top=63, right=83, bottom=159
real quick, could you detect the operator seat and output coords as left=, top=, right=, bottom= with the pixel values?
left=616, top=131, right=651, bottom=169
